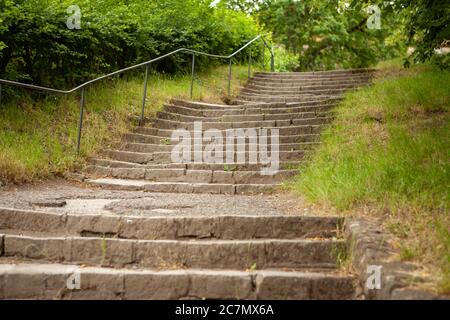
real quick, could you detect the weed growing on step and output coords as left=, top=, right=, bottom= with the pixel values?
left=290, top=64, right=450, bottom=293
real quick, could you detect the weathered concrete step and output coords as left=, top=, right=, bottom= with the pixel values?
left=122, top=142, right=319, bottom=153
left=123, top=132, right=321, bottom=146
left=89, top=158, right=304, bottom=171
left=1, top=234, right=345, bottom=269
left=248, top=79, right=371, bottom=88
left=156, top=110, right=331, bottom=123
left=171, top=98, right=338, bottom=110
left=0, top=208, right=342, bottom=240
left=255, top=68, right=375, bottom=76
left=104, top=149, right=308, bottom=164
left=245, top=82, right=365, bottom=91
left=150, top=116, right=331, bottom=131
left=0, top=261, right=355, bottom=300
left=86, top=179, right=279, bottom=194
left=241, top=87, right=350, bottom=96
left=238, top=95, right=341, bottom=103
left=252, top=73, right=374, bottom=81
left=85, top=167, right=298, bottom=184
left=135, top=124, right=326, bottom=138
left=164, top=103, right=336, bottom=117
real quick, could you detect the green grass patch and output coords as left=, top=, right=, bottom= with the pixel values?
left=0, top=64, right=254, bottom=184
left=289, top=66, right=450, bottom=293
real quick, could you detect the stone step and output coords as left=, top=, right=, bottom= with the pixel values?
left=86, top=167, right=298, bottom=184
left=251, top=73, right=374, bottom=81
left=103, top=149, right=308, bottom=164
left=89, top=158, right=303, bottom=171
left=238, top=95, right=341, bottom=103
left=254, top=68, right=375, bottom=77
left=156, top=110, right=331, bottom=123
left=0, top=208, right=342, bottom=240
left=86, top=179, right=279, bottom=194
left=164, top=103, right=336, bottom=117
left=134, top=124, right=326, bottom=138
left=1, top=233, right=345, bottom=269
left=122, top=142, right=318, bottom=153
left=248, top=79, right=371, bottom=88
left=245, top=82, right=366, bottom=91
left=0, top=261, right=355, bottom=300
left=171, top=98, right=340, bottom=110
left=150, top=116, right=332, bottom=131
left=123, top=132, right=321, bottom=145
left=241, top=87, right=353, bottom=96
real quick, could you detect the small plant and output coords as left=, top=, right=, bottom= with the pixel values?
left=223, top=164, right=237, bottom=172
left=101, top=236, right=107, bottom=265
left=246, top=263, right=257, bottom=272
left=160, top=138, right=171, bottom=146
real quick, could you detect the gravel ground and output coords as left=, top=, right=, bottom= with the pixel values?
left=0, top=179, right=330, bottom=217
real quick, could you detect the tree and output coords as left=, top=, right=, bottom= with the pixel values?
left=258, top=0, right=402, bottom=70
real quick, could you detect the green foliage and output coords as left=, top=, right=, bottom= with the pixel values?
left=257, top=0, right=405, bottom=71
left=0, top=0, right=260, bottom=89
left=399, top=0, right=450, bottom=67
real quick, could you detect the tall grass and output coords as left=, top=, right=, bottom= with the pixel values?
left=0, top=65, right=254, bottom=184
left=290, top=66, right=450, bottom=293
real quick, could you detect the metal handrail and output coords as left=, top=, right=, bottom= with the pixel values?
left=0, top=34, right=274, bottom=153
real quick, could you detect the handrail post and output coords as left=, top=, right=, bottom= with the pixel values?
left=228, top=58, right=232, bottom=97
left=262, top=42, right=266, bottom=71
left=190, top=54, right=195, bottom=99
left=248, top=48, right=252, bottom=78
left=76, top=87, right=85, bottom=155
left=270, top=48, right=275, bottom=72
left=140, top=65, right=150, bottom=126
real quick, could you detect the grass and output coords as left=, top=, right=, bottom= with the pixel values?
left=0, top=64, right=256, bottom=184
left=289, top=62, right=450, bottom=293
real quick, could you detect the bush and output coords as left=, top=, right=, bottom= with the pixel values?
left=0, top=0, right=260, bottom=90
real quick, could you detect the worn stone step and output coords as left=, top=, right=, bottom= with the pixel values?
left=150, top=117, right=331, bottom=131
left=238, top=95, right=341, bottom=103
left=252, top=72, right=373, bottom=81
left=122, top=142, right=319, bottom=154
left=171, top=98, right=339, bottom=110
left=86, top=179, right=279, bottom=194
left=241, top=87, right=351, bottom=96
left=248, top=79, right=371, bottom=88
left=85, top=167, right=298, bottom=184
left=0, top=261, right=355, bottom=300
left=104, top=149, right=308, bottom=164
left=134, top=124, right=326, bottom=138
left=164, top=103, right=336, bottom=117
left=0, top=208, right=342, bottom=240
left=254, top=68, right=375, bottom=77
left=89, top=158, right=304, bottom=171
left=123, top=132, right=321, bottom=147
left=156, top=110, right=331, bottom=123
left=245, top=82, right=365, bottom=91
left=1, top=233, right=345, bottom=269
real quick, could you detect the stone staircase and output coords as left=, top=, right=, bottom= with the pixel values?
left=0, top=207, right=354, bottom=299
left=84, top=69, right=374, bottom=195
left=0, top=69, right=374, bottom=300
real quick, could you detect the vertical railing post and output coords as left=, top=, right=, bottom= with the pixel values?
left=248, top=48, right=252, bottom=78
left=228, top=58, right=232, bottom=97
left=270, top=48, right=275, bottom=72
left=76, top=87, right=85, bottom=155
left=0, top=84, right=2, bottom=106
left=190, top=54, right=195, bottom=99
left=140, top=64, right=149, bottom=126
left=262, top=43, right=266, bottom=71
